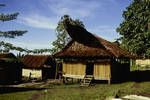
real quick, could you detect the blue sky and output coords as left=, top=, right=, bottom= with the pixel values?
left=0, top=0, right=131, bottom=50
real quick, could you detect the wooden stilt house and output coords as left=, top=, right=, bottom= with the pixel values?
left=22, top=55, right=56, bottom=80
left=54, top=20, right=133, bottom=84
left=0, top=53, right=22, bottom=84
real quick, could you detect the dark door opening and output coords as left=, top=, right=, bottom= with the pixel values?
left=42, top=67, right=56, bottom=80
left=86, top=63, right=94, bottom=75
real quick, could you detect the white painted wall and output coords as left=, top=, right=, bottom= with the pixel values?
left=22, top=68, right=42, bottom=79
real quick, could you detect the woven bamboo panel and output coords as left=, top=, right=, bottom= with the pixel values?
left=63, top=62, right=86, bottom=76
left=94, top=63, right=111, bottom=80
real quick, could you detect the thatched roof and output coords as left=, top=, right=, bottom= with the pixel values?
left=22, top=55, right=54, bottom=69
left=54, top=37, right=132, bottom=59
left=0, top=53, right=19, bottom=63
left=54, top=20, right=133, bottom=59
left=0, top=53, right=16, bottom=59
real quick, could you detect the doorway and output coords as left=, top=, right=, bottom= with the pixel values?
left=86, top=63, right=94, bottom=75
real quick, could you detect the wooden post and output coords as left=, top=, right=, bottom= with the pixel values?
left=55, top=59, right=63, bottom=80
left=63, top=77, right=66, bottom=84
left=55, top=62, right=58, bottom=79
left=108, top=79, right=111, bottom=84
left=72, top=78, right=73, bottom=83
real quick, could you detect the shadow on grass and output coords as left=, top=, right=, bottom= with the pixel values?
left=130, top=70, right=150, bottom=82
left=93, top=70, right=150, bottom=84
left=0, top=87, right=46, bottom=94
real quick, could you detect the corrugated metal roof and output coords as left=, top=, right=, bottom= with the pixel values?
left=22, top=55, right=54, bottom=69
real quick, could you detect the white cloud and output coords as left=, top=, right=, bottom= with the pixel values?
left=89, top=25, right=116, bottom=34
left=18, top=14, right=58, bottom=30
left=45, top=0, right=101, bottom=18
left=2, top=40, right=52, bottom=50
left=1, top=38, right=52, bottom=49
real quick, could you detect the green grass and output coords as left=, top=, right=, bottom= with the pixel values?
left=0, top=82, right=150, bottom=100
left=0, top=90, right=37, bottom=100
left=130, top=65, right=150, bottom=71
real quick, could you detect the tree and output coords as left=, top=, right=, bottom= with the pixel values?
left=0, top=41, right=27, bottom=53
left=51, top=15, right=85, bottom=54
left=28, top=48, right=52, bottom=54
left=0, top=4, right=27, bottom=52
left=117, top=0, right=150, bottom=57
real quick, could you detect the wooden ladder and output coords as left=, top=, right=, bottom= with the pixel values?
left=80, top=75, right=94, bottom=87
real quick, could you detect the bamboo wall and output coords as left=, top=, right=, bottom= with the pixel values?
left=94, top=63, right=111, bottom=80
left=22, top=69, right=42, bottom=79
left=63, top=62, right=111, bottom=80
left=63, top=62, right=86, bottom=79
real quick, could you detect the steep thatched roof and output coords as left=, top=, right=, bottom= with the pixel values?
left=22, top=55, right=54, bottom=69
left=54, top=36, right=132, bottom=58
left=54, top=20, right=133, bottom=59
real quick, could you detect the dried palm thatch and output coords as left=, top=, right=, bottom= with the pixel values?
left=0, top=53, right=16, bottom=59
left=54, top=20, right=133, bottom=59
left=0, top=53, right=19, bottom=62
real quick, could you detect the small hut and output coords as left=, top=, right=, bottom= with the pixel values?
left=0, top=53, right=22, bottom=84
left=135, top=58, right=150, bottom=70
left=54, top=20, right=133, bottom=84
left=22, top=55, right=56, bottom=80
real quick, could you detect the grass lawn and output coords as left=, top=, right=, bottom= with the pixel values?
left=0, top=81, right=149, bottom=100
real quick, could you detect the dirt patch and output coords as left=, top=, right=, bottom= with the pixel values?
left=29, top=92, right=43, bottom=100
left=138, top=92, right=150, bottom=97
left=131, top=83, right=141, bottom=88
